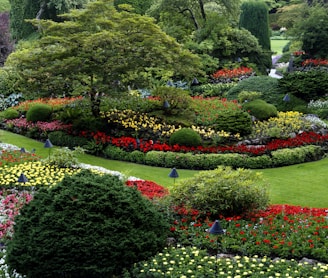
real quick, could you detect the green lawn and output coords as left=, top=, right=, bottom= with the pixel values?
left=1, top=129, right=328, bottom=208
left=271, top=39, right=290, bottom=55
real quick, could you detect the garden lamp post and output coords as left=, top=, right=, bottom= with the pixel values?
left=18, top=173, right=28, bottom=184
left=168, top=167, right=179, bottom=184
left=44, top=138, right=53, bottom=159
left=208, top=220, right=224, bottom=277
left=283, top=93, right=290, bottom=102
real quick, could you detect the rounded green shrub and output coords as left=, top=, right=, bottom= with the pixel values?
left=26, top=103, right=52, bottom=122
left=214, top=110, right=252, bottom=137
left=6, top=170, right=169, bottom=278
left=0, top=108, right=19, bottom=120
left=242, top=99, right=278, bottom=121
left=169, top=128, right=202, bottom=147
left=167, top=166, right=269, bottom=217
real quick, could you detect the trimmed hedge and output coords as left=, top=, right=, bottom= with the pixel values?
left=102, top=145, right=323, bottom=170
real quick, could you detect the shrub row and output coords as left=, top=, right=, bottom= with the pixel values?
left=103, top=145, right=323, bottom=170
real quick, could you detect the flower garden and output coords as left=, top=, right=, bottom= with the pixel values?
left=0, top=63, right=328, bottom=276
left=0, top=147, right=327, bottom=277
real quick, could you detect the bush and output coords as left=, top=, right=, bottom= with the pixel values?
left=242, top=99, right=278, bottom=121
left=238, top=91, right=262, bottom=103
left=152, top=86, right=192, bottom=116
left=103, top=145, right=129, bottom=161
left=227, top=76, right=280, bottom=104
left=190, top=83, right=234, bottom=97
left=169, top=128, right=202, bottom=147
left=128, top=150, right=145, bottom=164
left=0, top=108, right=19, bottom=120
left=48, top=131, right=89, bottom=149
left=6, top=170, right=169, bottom=278
left=214, top=110, right=252, bottom=136
left=26, top=104, right=52, bottom=122
left=278, top=70, right=328, bottom=102
left=271, top=145, right=323, bottom=167
left=166, top=166, right=269, bottom=217
left=43, top=147, right=84, bottom=168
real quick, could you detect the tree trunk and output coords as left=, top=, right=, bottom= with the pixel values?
left=198, top=0, right=206, bottom=21
left=179, top=8, right=200, bottom=30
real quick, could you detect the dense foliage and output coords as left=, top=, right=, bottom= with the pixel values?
left=166, top=166, right=270, bottom=216
left=6, top=170, right=169, bottom=277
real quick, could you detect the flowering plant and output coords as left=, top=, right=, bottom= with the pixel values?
left=211, top=66, right=254, bottom=83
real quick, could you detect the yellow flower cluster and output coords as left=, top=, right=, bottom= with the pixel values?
left=252, top=111, right=310, bottom=139
left=191, top=125, right=240, bottom=140
left=100, top=109, right=180, bottom=138
left=101, top=109, right=240, bottom=142
left=0, top=161, right=104, bottom=188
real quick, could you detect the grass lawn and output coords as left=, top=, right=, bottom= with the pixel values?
left=271, top=39, right=290, bottom=55
left=1, top=129, right=328, bottom=208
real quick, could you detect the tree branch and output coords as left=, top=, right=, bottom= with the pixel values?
left=179, top=8, right=199, bottom=30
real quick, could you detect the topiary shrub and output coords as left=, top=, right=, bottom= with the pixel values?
left=166, top=166, right=269, bottom=217
left=214, top=110, right=252, bottom=137
left=242, top=99, right=278, bottom=121
left=0, top=108, right=19, bottom=120
left=26, top=103, right=52, bottom=122
left=6, top=170, right=169, bottom=278
left=169, top=128, right=202, bottom=147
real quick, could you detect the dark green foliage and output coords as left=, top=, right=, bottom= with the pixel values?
left=26, top=103, right=52, bottom=122
left=278, top=70, right=328, bottom=102
left=0, top=108, right=19, bottom=119
left=6, top=170, right=169, bottom=278
left=167, top=166, right=269, bottom=217
left=48, top=131, right=89, bottom=149
left=190, top=83, right=234, bottom=97
left=227, top=76, right=282, bottom=105
left=114, top=0, right=153, bottom=14
left=103, top=145, right=129, bottom=160
left=153, top=86, right=192, bottom=116
left=169, top=128, right=202, bottom=147
left=242, top=99, right=278, bottom=121
left=293, top=4, right=328, bottom=58
left=129, top=150, right=145, bottom=164
left=240, top=1, right=271, bottom=50
left=214, top=110, right=252, bottom=137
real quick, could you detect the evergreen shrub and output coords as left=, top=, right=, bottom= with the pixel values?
left=129, top=150, right=145, bottom=164
left=242, top=99, right=278, bottom=121
left=278, top=70, right=328, bottom=102
left=26, top=104, right=52, bottom=122
left=6, top=170, right=169, bottom=278
left=214, top=110, right=252, bottom=136
left=169, top=128, right=202, bottom=147
left=48, top=131, right=89, bottom=149
left=166, top=166, right=269, bottom=216
left=227, top=76, right=280, bottom=104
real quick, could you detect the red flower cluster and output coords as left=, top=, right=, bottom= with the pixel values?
left=302, top=58, right=328, bottom=67
left=211, top=66, right=254, bottom=81
left=125, top=180, right=169, bottom=199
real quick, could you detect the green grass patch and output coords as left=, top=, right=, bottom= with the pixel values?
left=271, top=39, right=290, bottom=55
left=1, top=129, right=328, bottom=208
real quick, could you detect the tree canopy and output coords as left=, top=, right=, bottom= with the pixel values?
left=6, top=0, right=203, bottom=116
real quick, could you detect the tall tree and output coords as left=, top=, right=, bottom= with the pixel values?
left=239, top=1, right=271, bottom=51
left=9, top=0, right=90, bottom=40
left=6, top=0, right=203, bottom=116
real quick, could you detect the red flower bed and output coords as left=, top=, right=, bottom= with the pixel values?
left=211, top=66, right=254, bottom=82
left=84, top=131, right=328, bottom=156
left=125, top=180, right=169, bottom=199
left=302, top=58, right=328, bottom=67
